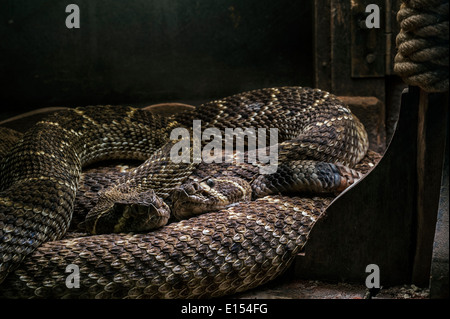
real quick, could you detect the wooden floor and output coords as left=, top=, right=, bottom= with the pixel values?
left=234, top=278, right=430, bottom=299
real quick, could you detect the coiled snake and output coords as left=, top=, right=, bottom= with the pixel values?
left=0, top=87, right=372, bottom=298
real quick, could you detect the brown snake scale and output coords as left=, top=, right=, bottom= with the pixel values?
left=0, top=87, right=373, bottom=298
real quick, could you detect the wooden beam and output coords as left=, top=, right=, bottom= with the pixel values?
left=294, top=87, right=419, bottom=285
left=413, top=91, right=449, bottom=285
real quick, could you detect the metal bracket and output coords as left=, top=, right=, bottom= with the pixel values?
left=350, top=0, right=386, bottom=78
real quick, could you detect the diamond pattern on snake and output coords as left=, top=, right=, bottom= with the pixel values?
left=0, top=87, right=377, bottom=298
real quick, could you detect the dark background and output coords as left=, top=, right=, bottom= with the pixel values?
left=1, top=1, right=446, bottom=293
left=0, top=0, right=313, bottom=122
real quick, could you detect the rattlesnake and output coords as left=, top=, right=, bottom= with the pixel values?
left=0, top=87, right=372, bottom=298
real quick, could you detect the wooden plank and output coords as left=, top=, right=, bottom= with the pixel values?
left=294, top=87, right=419, bottom=285
left=313, top=0, right=332, bottom=91
left=385, top=0, right=403, bottom=75
left=429, top=112, right=449, bottom=298
left=413, top=91, right=449, bottom=285
left=329, top=0, right=386, bottom=100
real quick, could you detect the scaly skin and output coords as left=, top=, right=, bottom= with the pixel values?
left=0, top=87, right=369, bottom=298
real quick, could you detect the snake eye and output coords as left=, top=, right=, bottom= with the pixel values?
left=206, top=178, right=215, bottom=188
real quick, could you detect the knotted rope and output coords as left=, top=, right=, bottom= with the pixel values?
left=394, top=0, right=449, bottom=92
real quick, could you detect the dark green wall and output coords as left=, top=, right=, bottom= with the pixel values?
left=0, top=0, right=313, bottom=120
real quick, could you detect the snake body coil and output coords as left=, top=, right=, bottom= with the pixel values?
left=0, top=87, right=369, bottom=298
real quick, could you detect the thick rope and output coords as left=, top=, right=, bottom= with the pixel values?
left=394, top=0, right=449, bottom=92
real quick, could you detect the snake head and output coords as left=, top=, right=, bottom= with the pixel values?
left=171, top=176, right=252, bottom=220
left=83, top=187, right=170, bottom=234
